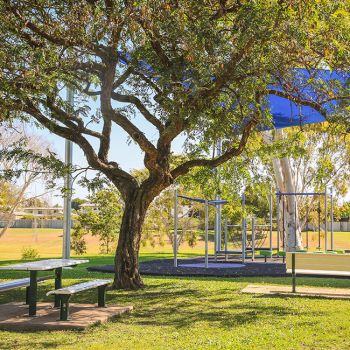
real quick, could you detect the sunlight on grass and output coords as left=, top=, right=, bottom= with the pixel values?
left=1, top=255, right=350, bottom=349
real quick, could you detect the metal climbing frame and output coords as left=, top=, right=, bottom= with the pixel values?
left=216, top=191, right=274, bottom=262
left=275, top=188, right=334, bottom=251
left=173, top=189, right=228, bottom=268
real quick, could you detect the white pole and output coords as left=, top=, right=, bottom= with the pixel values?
left=269, top=186, right=273, bottom=255
left=242, top=218, right=246, bottom=263
left=241, top=193, right=246, bottom=263
left=214, top=202, right=218, bottom=261
left=251, top=217, right=255, bottom=261
left=205, top=199, right=209, bottom=268
left=276, top=191, right=280, bottom=251
left=224, top=218, right=228, bottom=262
left=325, top=187, right=328, bottom=252
left=62, top=86, right=73, bottom=260
left=330, top=187, right=334, bottom=251
left=215, top=139, right=222, bottom=259
left=174, top=186, right=178, bottom=267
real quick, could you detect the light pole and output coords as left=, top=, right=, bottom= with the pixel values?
left=62, top=87, right=73, bottom=259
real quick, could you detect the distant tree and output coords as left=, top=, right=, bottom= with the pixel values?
left=72, top=189, right=123, bottom=254
left=142, top=186, right=203, bottom=250
left=71, top=198, right=86, bottom=211
left=0, top=124, right=54, bottom=237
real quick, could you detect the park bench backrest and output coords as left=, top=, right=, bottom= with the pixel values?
left=286, top=252, right=350, bottom=272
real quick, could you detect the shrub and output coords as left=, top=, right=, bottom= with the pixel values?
left=21, top=247, right=40, bottom=260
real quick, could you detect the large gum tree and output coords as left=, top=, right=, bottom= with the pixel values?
left=0, top=1, right=349, bottom=289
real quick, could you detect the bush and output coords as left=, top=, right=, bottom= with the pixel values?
left=21, top=246, right=40, bottom=260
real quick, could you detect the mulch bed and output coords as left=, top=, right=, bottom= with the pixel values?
left=88, top=257, right=287, bottom=278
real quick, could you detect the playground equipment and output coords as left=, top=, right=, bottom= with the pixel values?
left=174, top=189, right=275, bottom=266
left=217, top=192, right=274, bottom=263
left=173, top=186, right=336, bottom=267
left=276, top=188, right=334, bottom=252
left=173, top=188, right=228, bottom=268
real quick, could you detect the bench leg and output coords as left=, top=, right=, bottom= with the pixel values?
left=28, top=271, right=38, bottom=317
left=59, top=295, right=71, bottom=321
left=54, top=267, right=62, bottom=308
left=98, top=285, right=107, bottom=307
left=25, top=286, right=30, bottom=305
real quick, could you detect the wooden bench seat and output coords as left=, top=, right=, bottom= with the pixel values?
left=47, top=279, right=112, bottom=320
left=0, top=276, right=50, bottom=304
left=286, top=252, right=350, bottom=292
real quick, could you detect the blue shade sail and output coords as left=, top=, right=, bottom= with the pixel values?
left=117, top=51, right=350, bottom=130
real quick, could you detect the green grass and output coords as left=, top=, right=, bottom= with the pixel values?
left=2, top=254, right=350, bottom=349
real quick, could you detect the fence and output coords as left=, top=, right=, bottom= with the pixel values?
left=0, top=219, right=75, bottom=229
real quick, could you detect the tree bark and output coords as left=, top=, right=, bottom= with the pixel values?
left=113, top=188, right=150, bottom=290
left=263, top=130, right=303, bottom=251
left=279, top=156, right=303, bottom=251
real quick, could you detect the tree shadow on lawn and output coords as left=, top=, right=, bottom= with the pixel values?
left=0, top=279, right=335, bottom=340
left=142, top=274, right=350, bottom=289
left=102, top=283, right=324, bottom=330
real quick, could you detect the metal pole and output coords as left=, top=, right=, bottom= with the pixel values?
left=205, top=199, right=209, bottom=268
left=215, top=139, right=222, bottom=259
left=62, top=86, right=73, bottom=260
left=318, top=198, right=321, bottom=250
left=282, top=197, right=285, bottom=251
left=306, top=209, right=309, bottom=250
left=292, top=253, right=296, bottom=293
left=277, top=193, right=280, bottom=252
left=224, top=219, right=228, bottom=262
left=330, top=187, right=334, bottom=250
left=174, top=187, right=178, bottom=267
left=242, top=218, right=246, bottom=263
left=214, top=203, right=218, bottom=261
left=269, top=187, right=273, bottom=255
left=242, top=193, right=246, bottom=263
left=325, top=187, right=328, bottom=251
left=294, top=195, right=297, bottom=249
left=251, top=217, right=255, bottom=261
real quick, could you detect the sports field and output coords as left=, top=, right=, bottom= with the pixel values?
left=1, top=228, right=350, bottom=260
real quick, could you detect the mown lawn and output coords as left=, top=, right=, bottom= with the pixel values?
left=2, top=228, right=350, bottom=260
left=1, top=254, right=350, bottom=350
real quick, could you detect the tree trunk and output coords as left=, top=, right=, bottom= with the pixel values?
left=279, top=157, right=303, bottom=250
left=113, top=189, right=150, bottom=290
left=263, top=130, right=303, bottom=251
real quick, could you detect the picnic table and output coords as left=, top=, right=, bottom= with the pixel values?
left=0, top=259, right=88, bottom=317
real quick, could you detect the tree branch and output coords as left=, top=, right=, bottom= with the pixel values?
left=170, top=118, right=257, bottom=179
left=267, top=89, right=329, bottom=117
left=100, top=61, right=158, bottom=159
left=111, top=92, right=164, bottom=131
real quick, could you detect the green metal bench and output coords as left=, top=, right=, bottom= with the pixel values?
left=47, top=279, right=112, bottom=321
left=259, top=250, right=273, bottom=262
left=0, top=276, right=50, bottom=304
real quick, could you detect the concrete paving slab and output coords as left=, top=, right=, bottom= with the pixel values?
left=242, top=284, right=350, bottom=299
left=0, top=302, right=133, bottom=331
